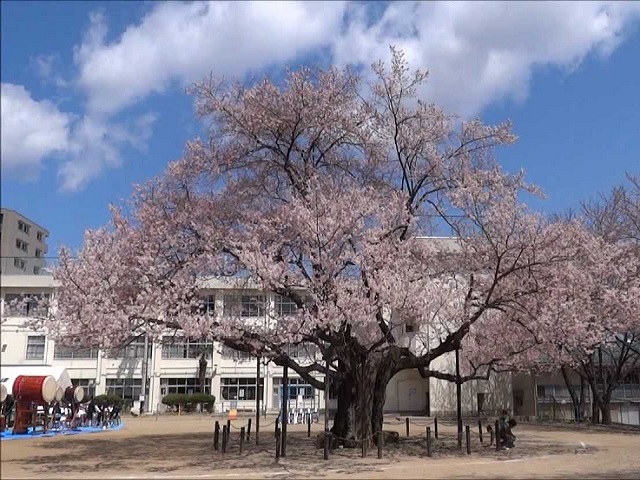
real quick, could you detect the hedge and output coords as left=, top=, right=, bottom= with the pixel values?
left=162, top=393, right=216, bottom=412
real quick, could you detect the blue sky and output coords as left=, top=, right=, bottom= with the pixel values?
left=2, top=1, right=640, bottom=258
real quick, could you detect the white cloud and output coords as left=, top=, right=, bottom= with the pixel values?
left=74, top=1, right=349, bottom=115
left=58, top=112, right=157, bottom=192
left=331, top=1, right=640, bottom=117
left=0, top=83, right=71, bottom=178
left=0, top=83, right=155, bottom=191
left=4, top=1, right=640, bottom=191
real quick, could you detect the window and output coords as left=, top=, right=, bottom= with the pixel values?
left=199, top=294, right=216, bottom=315
left=26, top=335, right=46, bottom=360
left=160, top=377, right=211, bottom=395
left=275, top=295, right=298, bottom=316
left=220, top=346, right=253, bottom=362
left=223, top=294, right=266, bottom=317
left=13, top=258, right=26, bottom=270
left=106, top=337, right=152, bottom=359
left=35, top=249, right=42, bottom=258
left=37, top=231, right=45, bottom=242
left=285, top=343, right=319, bottom=359
left=106, top=378, right=145, bottom=402
left=71, top=379, right=95, bottom=400
left=15, top=239, right=28, bottom=252
left=0, top=213, right=3, bottom=225
left=272, top=377, right=317, bottom=408
left=33, top=266, right=41, bottom=275
left=405, top=324, right=416, bottom=333
left=18, top=220, right=31, bottom=234
left=54, top=344, right=99, bottom=359
left=161, top=337, right=212, bottom=359
left=4, top=293, right=49, bottom=316
left=220, top=377, right=264, bottom=401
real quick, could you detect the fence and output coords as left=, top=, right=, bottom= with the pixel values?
left=207, top=414, right=514, bottom=462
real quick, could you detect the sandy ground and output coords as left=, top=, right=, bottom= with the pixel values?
left=2, top=414, right=640, bottom=479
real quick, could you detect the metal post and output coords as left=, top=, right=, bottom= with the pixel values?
left=255, top=356, right=261, bottom=445
left=478, top=419, right=483, bottom=443
left=426, top=427, right=432, bottom=457
left=275, top=428, right=281, bottom=462
left=377, top=431, right=383, bottom=459
left=240, top=427, right=245, bottom=454
left=406, top=417, right=410, bottom=437
left=214, top=421, right=220, bottom=450
left=434, top=417, right=438, bottom=439
left=307, top=412, right=311, bottom=437
left=282, top=364, right=289, bottom=457
left=275, top=417, right=279, bottom=434
left=495, top=420, right=500, bottom=451
left=247, top=418, right=252, bottom=441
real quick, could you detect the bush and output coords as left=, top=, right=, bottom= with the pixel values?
left=92, top=394, right=124, bottom=408
left=161, top=393, right=216, bottom=413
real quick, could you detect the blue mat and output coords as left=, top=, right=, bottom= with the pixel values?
left=0, top=423, right=124, bottom=441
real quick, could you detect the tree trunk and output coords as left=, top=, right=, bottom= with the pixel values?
left=330, top=355, right=394, bottom=450
left=560, top=366, right=579, bottom=423
left=198, top=353, right=208, bottom=394
left=599, top=393, right=613, bottom=425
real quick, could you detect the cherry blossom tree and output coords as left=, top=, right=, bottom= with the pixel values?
left=44, top=48, right=590, bottom=444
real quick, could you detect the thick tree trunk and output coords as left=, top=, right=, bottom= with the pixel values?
left=330, top=355, right=394, bottom=449
left=599, top=394, right=613, bottom=425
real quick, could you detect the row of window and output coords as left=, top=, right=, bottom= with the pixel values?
left=24, top=334, right=317, bottom=361
left=2, top=293, right=301, bottom=317
left=12, top=258, right=42, bottom=274
left=67, top=376, right=317, bottom=405
left=17, top=219, right=46, bottom=242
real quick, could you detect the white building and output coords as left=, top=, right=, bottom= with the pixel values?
left=1, top=274, right=513, bottom=416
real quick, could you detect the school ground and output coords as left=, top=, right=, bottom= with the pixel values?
left=2, top=414, right=640, bottom=479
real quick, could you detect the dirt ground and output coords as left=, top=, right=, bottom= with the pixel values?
left=2, top=414, right=640, bottom=479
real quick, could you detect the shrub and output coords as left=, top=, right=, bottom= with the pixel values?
left=92, top=394, right=124, bottom=408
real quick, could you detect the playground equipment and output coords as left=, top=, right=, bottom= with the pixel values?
left=12, top=375, right=57, bottom=434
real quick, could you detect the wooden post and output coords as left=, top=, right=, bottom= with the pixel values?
left=377, top=431, right=383, bottom=459
left=426, top=427, right=432, bottom=457
left=222, top=425, right=228, bottom=454
left=478, top=419, right=483, bottom=443
left=214, top=421, right=220, bottom=450
left=247, top=418, right=252, bottom=441
left=275, top=428, right=281, bottom=462
left=307, top=412, right=311, bottom=437
left=240, top=427, right=245, bottom=455
left=405, top=417, right=410, bottom=437
left=434, top=417, right=438, bottom=439
left=465, top=425, right=471, bottom=455
left=323, top=431, right=331, bottom=461
left=495, top=420, right=500, bottom=451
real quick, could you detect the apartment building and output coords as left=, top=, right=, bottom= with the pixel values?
left=0, top=274, right=513, bottom=417
left=0, top=209, right=49, bottom=275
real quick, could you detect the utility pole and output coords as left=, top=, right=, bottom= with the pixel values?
left=455, top=345, right=462, bottom=449
left=141, top=332, right=149, bottom=415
